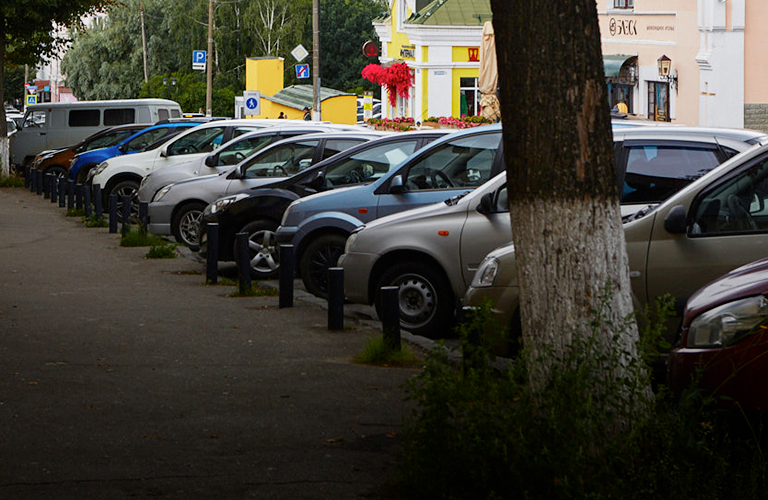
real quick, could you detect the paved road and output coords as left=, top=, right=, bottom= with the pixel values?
left=0, top=186, right=419, bottom=499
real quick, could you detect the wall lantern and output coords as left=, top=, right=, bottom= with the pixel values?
left=627, top=65, right=637, bottom=86
left=657, top=54, right=678, bottom=91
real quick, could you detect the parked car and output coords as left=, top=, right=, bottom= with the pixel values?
left=147, top=131, right=382, bottom=249
left=11, top=99, right=181, bottom=169
left=275, top=124, right=504, bottom=297
left=69, top=120, right=207, bottom=184
left=466, top=133, right=768, bottom=357
left=340, top=126, right=768, bottom=337
left=5, top=117, right=17, bottom=137
left=668, top=257, right=768, bottom=410
left=137, top=123, right=365, bottom=205
left=200, top=130, right=448, bottom=278
left=89, top=119, right=316, bottom=205
left=31, top=123, right=151, bottom=179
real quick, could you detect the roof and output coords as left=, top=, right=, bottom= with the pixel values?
left=262, top=85, right=356, bottom=111
left=408, top=0, right=491, bottom=26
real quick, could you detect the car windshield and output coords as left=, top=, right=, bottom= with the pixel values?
left=242, top=140, right=320, bottom=178
left=323, top=140, right=418, bottom=187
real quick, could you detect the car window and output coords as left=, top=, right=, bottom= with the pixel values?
left=85, top=130, right=137, bottom=151
left=243, top=140, right=320, bottom=178
left=125, top=128, right=172, bottom=152
left=691, top=155, right=768, bottom=235
left=404, top=132, right=501, bottom=190
left=324, top=140, right=419, bottom=187
left=232, top=126, right=262, bottom=138
left=622, top=145, right=721, bottom=205
left=216, top=135, right=275, bottom=166
left=23, top=110, right=47, bottom=128
left=167, top=126, right=226, bottom=156
left=321, top=139, right=367, bottom=161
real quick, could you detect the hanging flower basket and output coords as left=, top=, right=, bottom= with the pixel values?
left=362, top=62, right=413, bottom=108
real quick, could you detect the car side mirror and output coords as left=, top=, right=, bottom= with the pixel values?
left=664, top=205, right=688, bottom=234
left=204, top=154, right=216, bottom=167
left=389, top=174, right=408, bottom=194
left=159, top=145, right=168, bottom=157
left=476, top=192, right=495, bottom=215
left=298, top=158, right=313, bottom=171
left=118, top=144, right=128, bottom=153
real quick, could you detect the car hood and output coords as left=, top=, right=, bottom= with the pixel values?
left=684, top=257, right=768, bottom=324
left=361, top=195, right=468, bottom=233
left=166, top=169, right=234, bottom=188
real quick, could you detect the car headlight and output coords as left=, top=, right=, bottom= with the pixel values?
left=344, top=227, right=365, bottom=253
left=471, top=257, right=500, bottom=288
left=92, top=161, right=109, bottom=178
left=687, top=295, right=768, bottom=348
left=153, top=185, right=173, bottom=202
left=207, top=192, right=250, bottom=216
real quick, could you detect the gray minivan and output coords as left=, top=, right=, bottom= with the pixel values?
left=11, top=99, right=182, bottom=168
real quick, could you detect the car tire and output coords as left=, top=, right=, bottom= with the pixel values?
left=172, top=201, right=206, bottom=249
left=237, top=220, right=280, bottom=279
left=299, top=233, right=348, bottom=298
left=375, top=261, right=455, bottom=339
left=110, top=179, right=140, bottom=218
left=44, top=165, right=67, bottom=180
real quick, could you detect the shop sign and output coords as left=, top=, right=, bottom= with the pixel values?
left=468, top=48, right=479, bottom=62
left=400, top=45, right=415, bottom=60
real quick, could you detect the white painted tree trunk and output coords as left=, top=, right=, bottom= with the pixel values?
left=0, top=136, right=9, bottom=178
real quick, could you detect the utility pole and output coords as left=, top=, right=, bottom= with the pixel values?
left=140, top=2, right=148, bottom=83
left=312, top=0, right=321, bottom=120
left=205, top=0, right=213, bottom=117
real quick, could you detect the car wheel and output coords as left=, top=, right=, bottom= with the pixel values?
left=172, top=201, right=206, bottom=249
left=45, top=165, right=67, bottom=180
left=375, top=261, right=455, bottom=338
left=299, top=233, right=348, bottom=298
left=110, top=180, right=140, bottom=219
left=238, top=220, right=280, bottom=279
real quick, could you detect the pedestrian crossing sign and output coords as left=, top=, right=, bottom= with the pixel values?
left=26, top=94, right=37, bottom=105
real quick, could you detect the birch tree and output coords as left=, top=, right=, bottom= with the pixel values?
left=489, top=0, right=646, bottom=396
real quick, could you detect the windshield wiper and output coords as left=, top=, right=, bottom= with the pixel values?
left=444, top=190, right=472, bottom=206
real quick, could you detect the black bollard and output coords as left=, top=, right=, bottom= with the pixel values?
left=205, top=223, right=219, bottom=284
left=43, top=174, right=52, bottom=199
left=67, top=180, right=75, bottom=210
left=109, top=194, right=118, bottom=233
left=121, top=195, right=131, bottom=235
left=139, top=202, right=148, bottom=234
left=24, top=166, right=30, bottom=188
left=94, top=184, right=103, bottom=218
left=29, top=168, right=35, bottom=192
left=279, top=245, right=294, bottom=309
left=235, top=232, right=252, bottom=294
left=380, top=286, right=401, bottom=351
left=36, top=170, right=43, bottom=195
left=84, top=186, right=92, bottom=217
left=327, top=267, right=345, bottom=331
left=58, top=177, right=66, bottom=207
left=75, top=184, right=84, bottom=210
left=51, top=177, right=58, bottom=204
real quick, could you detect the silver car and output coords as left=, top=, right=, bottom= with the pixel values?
left=340, top=126, right=768, bottom=338
left=147, top=131, right=382, bottom=248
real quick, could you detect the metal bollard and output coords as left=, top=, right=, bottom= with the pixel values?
left=24, top=166, right=30, bottom=188
left=94, top=184, right=103, bottom=218
left=205, top=223, right=219, bottom=284
left=67, top=180, right=75, bottom=210
left=109, top=194, right=118, bottom=233
left=279, top=245, right=294, bottom=309
left=51, top=177, right=58, bottom=204
left=235, top=232, right=252, bottom=294
left=327, top=267, right=345, bottom=331
left=380, top=286, right=401, bottom=351
left=36, top=170, right=43, bottom=195
left=29, top=168, right=35, bottom=192
left=75, top=184, right=83, bottom=210
left=121, top=195, right=131, bottom=235
left=84, top=185, right=92, bottom=217
left=58, top=177, right=66, bottom=207
left=45, top=174, right=53, bottom=199
left=139, top=202, right=148, bottom=234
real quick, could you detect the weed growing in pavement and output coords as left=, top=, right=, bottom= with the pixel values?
left=354, top=335, right=419, bottom=366
left=146, top=244, right=177, bottom=259
left=120, top=225, right=166, bottom=247
left=229, top=286, right=278, bottom=298
left=203, top=277, right=237, bottom=286
left=66, top=208, right=86, bottom=217
left=0, top=174, right=24, bottom=187
left=395, top=295, right=768, bottom=500
left=82, top=214, right=107, bottom=227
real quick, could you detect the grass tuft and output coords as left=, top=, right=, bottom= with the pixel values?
left=354, top=335, right=419, bottom=366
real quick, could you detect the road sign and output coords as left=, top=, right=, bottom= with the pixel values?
left=192, top=50, right=206, bottom=71
left=243, top=91, right=261, bottom=115
left=295, top=64, right=310, bottom=79
left=291, top=44, right=309, bottom=62
left=26, top=94, right=37, bottom=106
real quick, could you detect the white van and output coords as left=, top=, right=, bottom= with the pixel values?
left=10, top=99, right=182, bottom=168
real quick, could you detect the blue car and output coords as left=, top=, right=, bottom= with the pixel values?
left=68, top=121, right=206, bottom=183
left=275, top=124, right=504, bottom=297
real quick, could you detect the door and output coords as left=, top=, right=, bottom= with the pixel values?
left=648, top=82, right=670, bottom=122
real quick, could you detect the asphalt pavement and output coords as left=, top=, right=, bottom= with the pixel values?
left=0, top=186, right=425, bottom=499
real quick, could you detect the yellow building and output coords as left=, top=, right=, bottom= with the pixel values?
left=372, top=0, right=491, bottom=121
left=243, top=57, right=357, bottom=124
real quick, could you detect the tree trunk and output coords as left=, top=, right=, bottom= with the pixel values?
left=0, top=15, right=9, bottom=178
left=490, top=1, right=644, bottom=391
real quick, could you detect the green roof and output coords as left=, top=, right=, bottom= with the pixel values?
left=408, top=0, right=491, bottom=26
left=262, top=85, right=356, bottom=110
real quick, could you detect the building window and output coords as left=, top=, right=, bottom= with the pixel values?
left=648, top=82, right=671, bottom=122
left=613, top=0, right=633, bottom=8
left=460, top=77, right=480, bottom=117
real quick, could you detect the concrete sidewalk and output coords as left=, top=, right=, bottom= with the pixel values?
left=0, top=187, right=421, bottom=499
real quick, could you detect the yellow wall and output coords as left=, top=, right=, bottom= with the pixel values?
left=321, top=95, right=357, bottom=124
left=452, top=46, right=480, bottom=63
left=245, top=58, right=284, bottom=96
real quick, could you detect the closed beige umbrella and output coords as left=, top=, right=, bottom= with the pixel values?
left=479, top=20, right=500, bottom=121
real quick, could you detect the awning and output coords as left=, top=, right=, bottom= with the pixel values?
left=603, top=54, right=636, bottom=78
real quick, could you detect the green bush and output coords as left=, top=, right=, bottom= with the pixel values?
left=396, top=295, right=768, bottom=499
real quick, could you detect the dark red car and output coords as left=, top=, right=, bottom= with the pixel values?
left=669, top=257, right=768, bottom=410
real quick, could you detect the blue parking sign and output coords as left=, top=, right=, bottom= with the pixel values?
left=295, top=64, right=310, bottom=79
left=192, top=50, right=207, bottom=71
